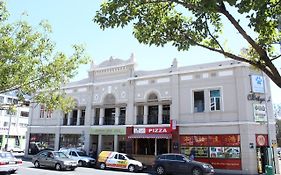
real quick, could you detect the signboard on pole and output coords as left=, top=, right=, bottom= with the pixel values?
left=251, top=75, right=265, bottom=93
left=253, top=104, right=267, bottom=122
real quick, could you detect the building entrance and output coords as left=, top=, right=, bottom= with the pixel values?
left=256, top=146, right=268, bottom=174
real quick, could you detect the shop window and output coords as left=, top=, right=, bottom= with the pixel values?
left=28, top=133, right=55, bottom=155
left=181, top=147, right=209, bottom=158
left=210, top=90, right=221, bottom=111
left=194, top=91, right=204, bottom=112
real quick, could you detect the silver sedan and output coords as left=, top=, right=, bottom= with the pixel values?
left=32, top=151, right=78, bottom=171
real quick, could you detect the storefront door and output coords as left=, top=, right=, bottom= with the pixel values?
left=256, top=146, right=268, bottom=174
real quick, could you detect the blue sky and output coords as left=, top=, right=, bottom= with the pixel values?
left=7, top=0, right=281, bottom=104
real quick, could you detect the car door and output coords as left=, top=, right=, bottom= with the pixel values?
left=117, top=154, right=127, bottom=169
left=38, top=151, right=48, bottom=167
left=175, top=155, right=190, bottom=173
left=69, top=151, right=79, bottom=161
left=45, top=152, right=56, bottom=167
left=106, top=153, right=117, bottom=168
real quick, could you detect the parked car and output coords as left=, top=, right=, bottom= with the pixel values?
left=59, top=148, right=96, bottom=167
left=97, top=151, right=145, bottom=172
left=32, top=150, right=78, bottom=171
left=153, top=153, right=215, bottom=175
left=0, top=151, right=22, bottom=174
left=6, top=145, right=24, bottom=153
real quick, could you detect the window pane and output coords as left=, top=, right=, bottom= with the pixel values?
left=216, top=98, right=220, bottom=110
left=194, top=91, right=204, bottom=112
left=210, top=90, right=220, bottom=97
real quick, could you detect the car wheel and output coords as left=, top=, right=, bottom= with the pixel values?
left=192, top=167, right=203, bottom=175
left=9, top=170, right=16, bottom=174
left=128, top=165, right=135, bottom=172
left=78, top=160, right=84, bottom=166
left=156, top=166, right=165, bottom=175
left=34, top=161, right=40, bottom=168
left=100, top=162, right=106, bottom=169
left=55, top=163, right=62, bottom=171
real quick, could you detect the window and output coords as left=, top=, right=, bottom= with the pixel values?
left=20, top=111, right=29, bottom=117
left=40, top=105, right=45, bottom=118
left=4, top=122, right=8, bottom=127
left=46, top=110, right=52, bottom=118
left=210, top=90, right=221, bottom=111
left=194, top=91, right=204, bottom=112
left=7, top=98, right=12, bottom=104
left=166, top=155, right=175, bottom=160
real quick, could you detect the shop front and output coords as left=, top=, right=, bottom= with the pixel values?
left=126, top=126, right=179, bottom=165
left=28, top=133, right=55, bottom=155
left=180, top=134, right=241, bottom=170
left=90, top=127, right=126, bottom=154
left=255, top=134, right=270, bottom=174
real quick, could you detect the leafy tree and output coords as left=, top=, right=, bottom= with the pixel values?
left=94, top=0, right=281, bottom=88
left=0, top=2, right=89, bottom=112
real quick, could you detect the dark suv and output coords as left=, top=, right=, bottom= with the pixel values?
left=153, top=153, right=215, bottom=175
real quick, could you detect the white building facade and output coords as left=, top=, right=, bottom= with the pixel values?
left=0, top=93, right=29, bottom=151
left=26, top=56, right=278, bottom=174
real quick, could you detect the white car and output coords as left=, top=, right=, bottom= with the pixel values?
left=0, top=151, right=22, bottom=174
left=59, top=148, right=96, bottom=167
left=6, top=146, right=24, bottom=153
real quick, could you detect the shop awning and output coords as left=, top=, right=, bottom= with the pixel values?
left=128, top=134, right=172, bottom=139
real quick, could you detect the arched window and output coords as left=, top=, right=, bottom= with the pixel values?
left=103, top=94, right=116, bottom=105
left=147, top=93, right=158, bottom=102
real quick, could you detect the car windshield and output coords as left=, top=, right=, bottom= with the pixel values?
left=53, top=152, right=68, bottom=158
left=77, top=151, right=88, bottom=156
left=125, top=154, right=135, bottom=160
left=0, top=152, right=14, bottom=158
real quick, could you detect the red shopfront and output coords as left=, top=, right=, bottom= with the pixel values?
left=180, top=134, right=241, bottom=170
left=126, top=126, right=179, bottom=156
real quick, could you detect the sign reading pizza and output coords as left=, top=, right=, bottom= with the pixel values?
left=133, top=127, right=171, bottom=134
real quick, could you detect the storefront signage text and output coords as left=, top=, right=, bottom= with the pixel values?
left=253, top=104, right=267, bottom=122
left=247, top=93, right=265, bottom=103
left=91, top=128, right=126, bottom=135
left=133, top=127, right=171, bottom=134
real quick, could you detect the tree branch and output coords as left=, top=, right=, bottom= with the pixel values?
left=271, top=54, right=281, bottom=61
left=204, top=16, right=225, bottom=52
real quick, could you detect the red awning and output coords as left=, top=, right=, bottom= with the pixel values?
left=128, top=134, right=172, bottom=139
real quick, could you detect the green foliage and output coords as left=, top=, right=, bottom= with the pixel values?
left=94, top=0, right=281, bottom=88
left=0, top=2, right=90, bottom=112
